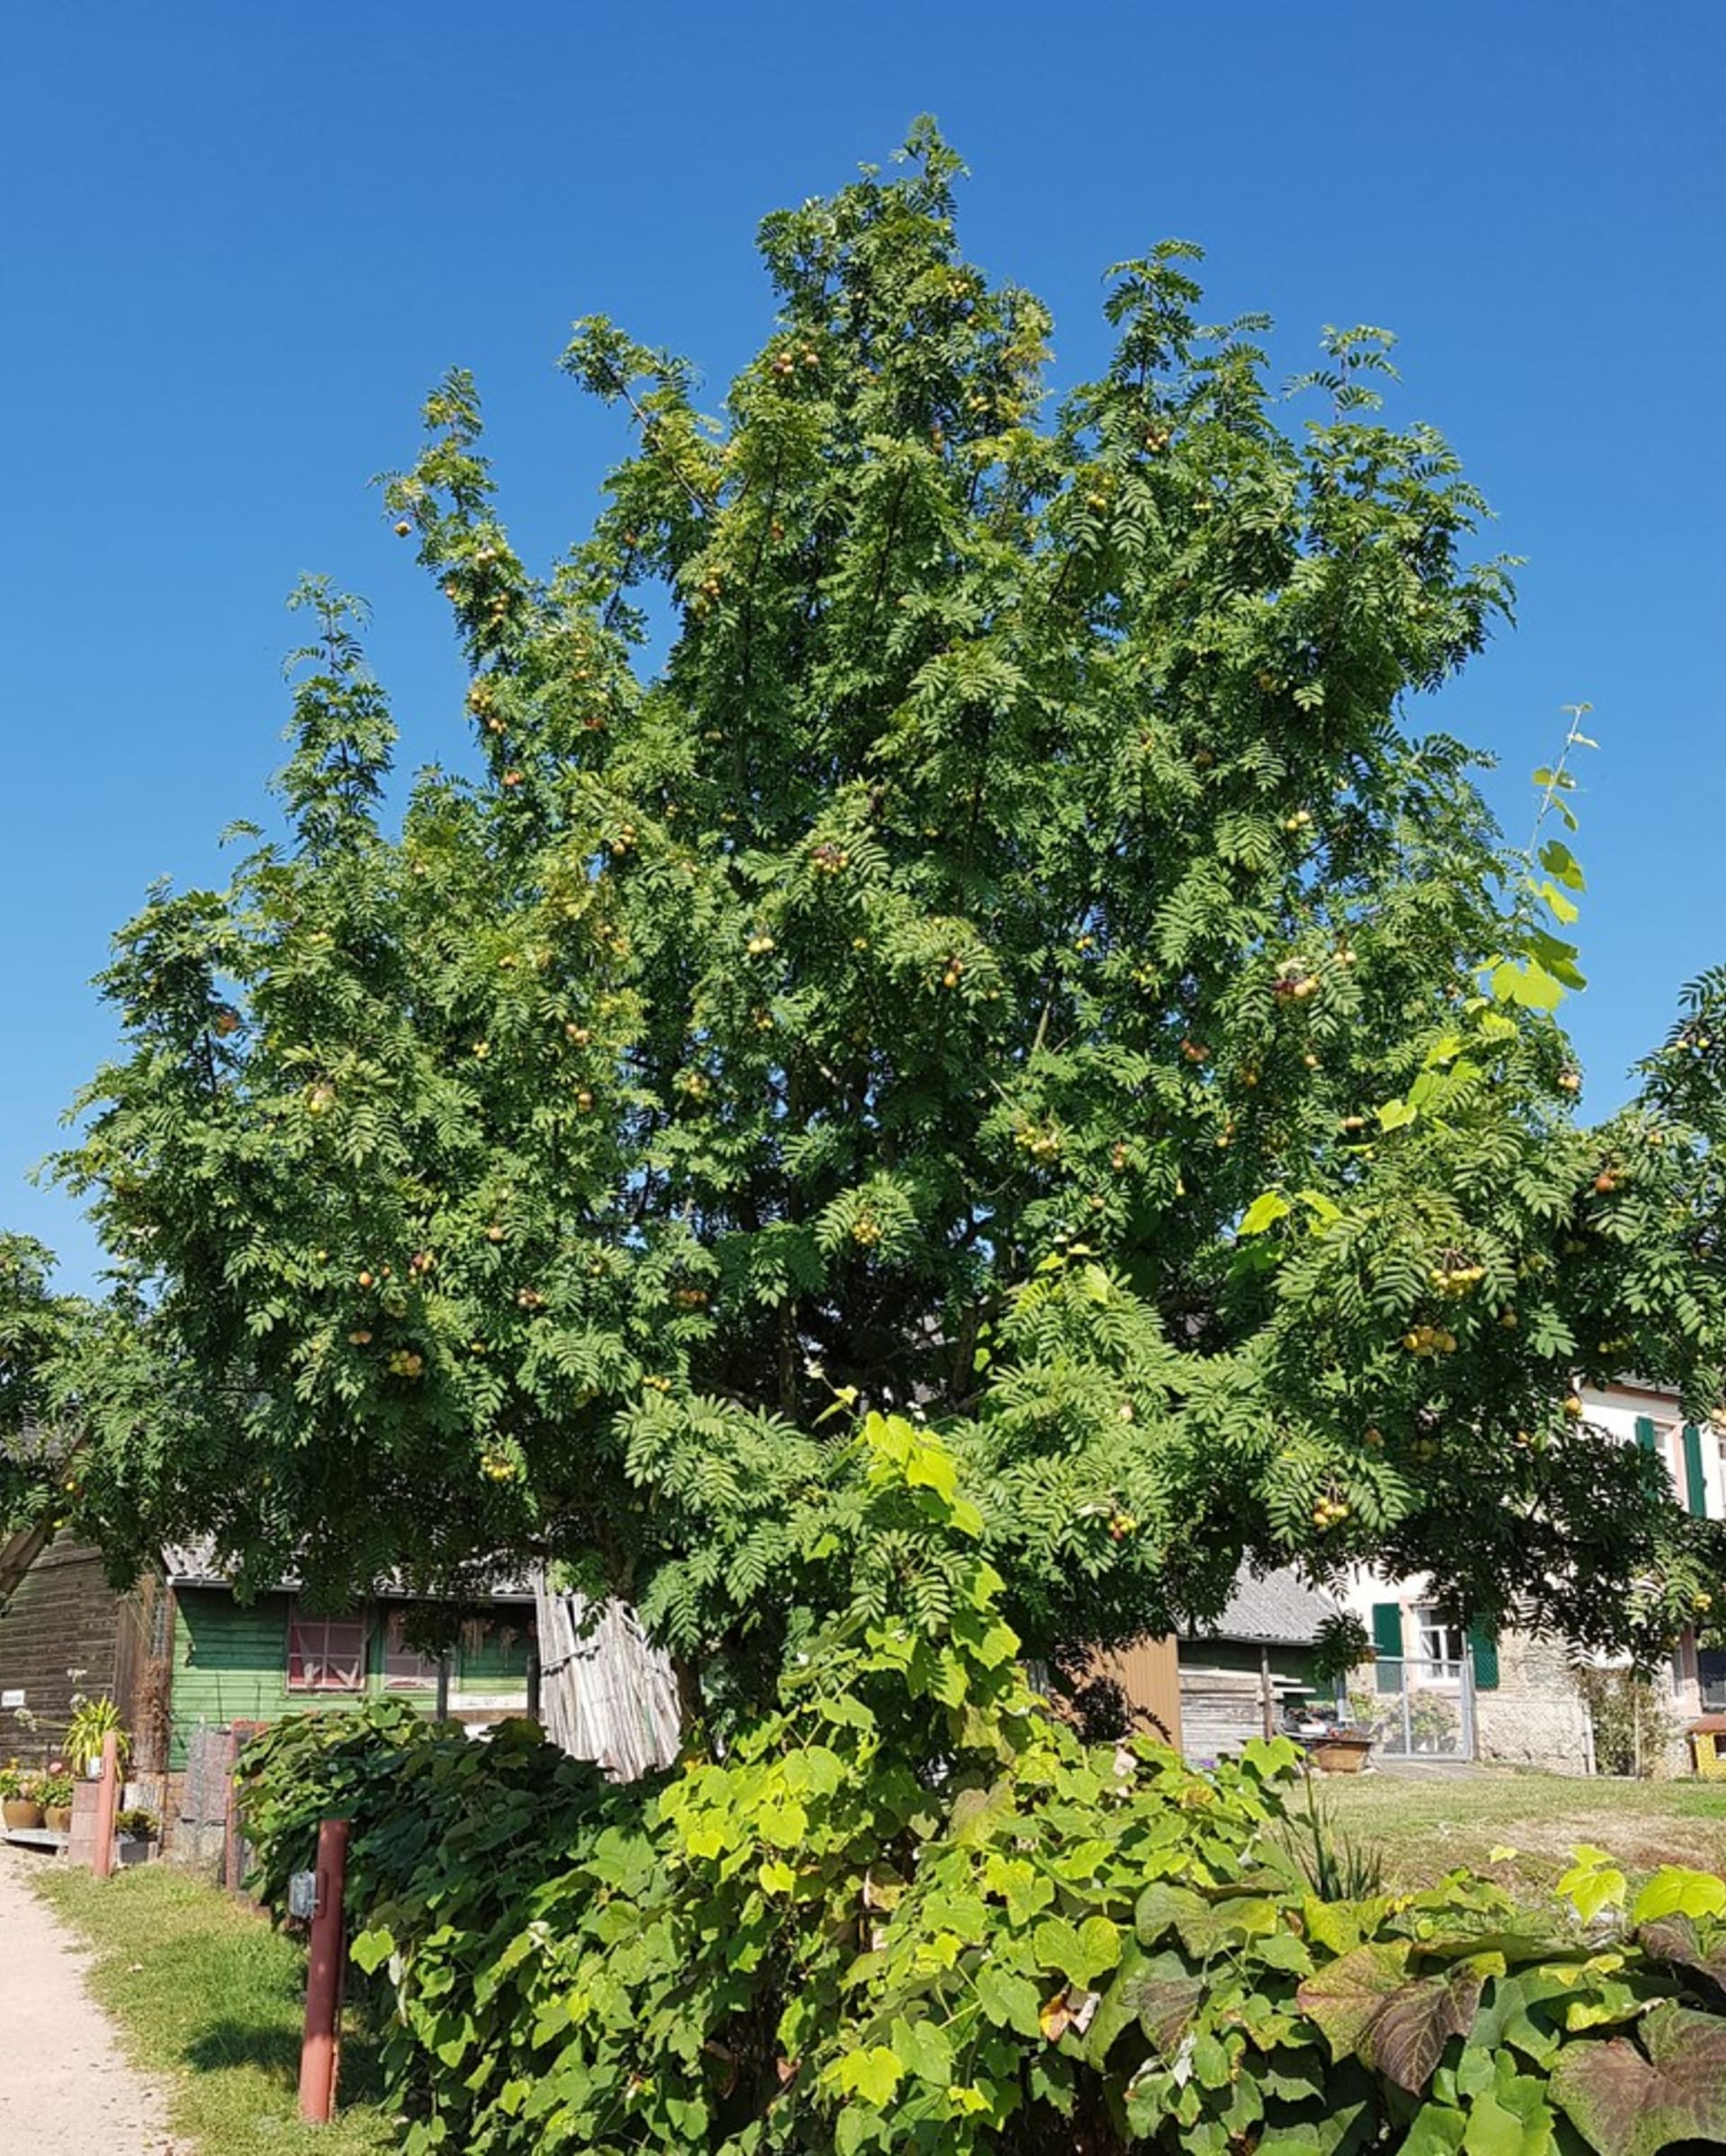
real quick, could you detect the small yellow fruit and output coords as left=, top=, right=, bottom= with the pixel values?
left=485, top=1225, right=505, bottom=1243
left=395, top=519, right=411, bottom=537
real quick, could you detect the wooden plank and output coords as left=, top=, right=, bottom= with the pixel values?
left=1087, top=1635, right=1182, bottom=1749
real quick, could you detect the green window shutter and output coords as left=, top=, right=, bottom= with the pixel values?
left=1634, top=1415, right=1658, bottom=1453
left=1372, top=1602, right=1402, bottom=1694
left=1468, top=1621, right=1500, bottom=1692
left=1683, top=1423, right=1708, bottom=1516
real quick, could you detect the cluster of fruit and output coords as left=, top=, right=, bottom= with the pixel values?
left=770, top=343, right=821, bottom=379
left=810, top=842, right=851, bottom=875
left=1311, top=1492, right=1350, bottom=1529
left=1401, top=1323, right=1458, bottom=1356
left=746, top=932, right=777, bottom=957
left=850, top=1216, right=884, bottom=1249
left=387, top=1349, right=424, bottom=1379
left=1428, top=1260, right=1485, bottom=1297
left=1014, top=1123, right=1063, bottom=1163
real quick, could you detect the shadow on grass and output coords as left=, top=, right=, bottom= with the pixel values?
left=182, top=2005, right=389, bottom=2107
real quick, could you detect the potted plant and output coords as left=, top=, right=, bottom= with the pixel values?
left=1309, top=1727, right=1375, bottom=1774
left=1303, top=1613, right=1376, bottom=1774
left=39, top=1767, right=76, bottom=1833
left=114, top=1805, right=160, bottom=1866
left=66, top=1695, right=130, bottom=1780
left=0, top=1761, right=45, bottom=1831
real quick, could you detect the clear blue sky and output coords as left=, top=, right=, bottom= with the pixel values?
left=4, top=3, right=1723, bottom=1291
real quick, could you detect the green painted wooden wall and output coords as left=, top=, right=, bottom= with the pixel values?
left=168, top=1590, right=531, bottom=1768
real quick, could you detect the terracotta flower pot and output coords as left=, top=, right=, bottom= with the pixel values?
left=3, top=1798, right=46, bottom=1830
left=44, top=1804, right=74, bottom=1833
left=1309, top=1734, right=1373, bottom=1775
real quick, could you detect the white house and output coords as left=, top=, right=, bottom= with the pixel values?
left=1339, top=1380, right=1726, bottom=1773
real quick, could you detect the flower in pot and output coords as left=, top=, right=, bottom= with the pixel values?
left=38, top=1768, right=76, bottom=1833
left=1, top=1761, right=45, bottom=1831
left=65, top=1696, right=130, bottom=1781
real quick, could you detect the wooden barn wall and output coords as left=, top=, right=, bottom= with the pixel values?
left=0, top=1535, right=150, bottom=1768
left=1087, top=1635, right=1183, bottom=1750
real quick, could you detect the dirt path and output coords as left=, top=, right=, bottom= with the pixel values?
left=0, top=1846, right=178, bottom=2153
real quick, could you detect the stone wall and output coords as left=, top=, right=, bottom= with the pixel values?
left=1473, top=1629, right=1592, bottom=1772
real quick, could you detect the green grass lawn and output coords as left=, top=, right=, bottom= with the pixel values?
left=1312, top=1765, right=1726, bottom=1893
left=35, top=1862, right=395, bottom=2156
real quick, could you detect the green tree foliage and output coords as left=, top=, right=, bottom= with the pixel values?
left=0, top=1232, right=90, bottom=1555
left=236, top=1422, right=1726, bottom=2156
left=57, top=126, right=1726, bottom=1670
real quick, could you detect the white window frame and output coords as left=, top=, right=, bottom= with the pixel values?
left=287, top=1607, right=369, bottom=1693
left=1414, top=1606, right=1466, bottom=1675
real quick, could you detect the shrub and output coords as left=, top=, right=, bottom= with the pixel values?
left=236, top=1420, right=1726, bottom=2156
left=1573, top=1665, right=1679, bottom=1779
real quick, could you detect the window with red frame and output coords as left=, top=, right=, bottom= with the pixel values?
left=287, top=1608, right=368, bottom=1692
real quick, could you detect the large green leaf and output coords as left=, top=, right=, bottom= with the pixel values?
left=1636, top=1914, right=1726, bottom=1994
left=1548, top=2001, right=1726, bottom=2154
left=1298, top=1943, right=1410, bottom=2058
left=1366, top=1969, right=1483, bottom=2093
left=1134, top=1880, right=1208, bottom=1947
left=1033, top=1913, right=1121, bottom=1988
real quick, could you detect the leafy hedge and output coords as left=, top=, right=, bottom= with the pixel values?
left=238, top=1421, right=1726, bottom=2155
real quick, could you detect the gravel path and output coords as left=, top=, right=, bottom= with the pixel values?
left=0, top=1846, right=178, bottom=2153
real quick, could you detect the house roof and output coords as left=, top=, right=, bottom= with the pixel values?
left=159, top=1541, right=533, bottom=1605
left=1189, top=1566, right=1340, bottom=1647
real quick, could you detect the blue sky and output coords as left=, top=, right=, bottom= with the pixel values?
left=4, top=3, right=1723, bottom=1290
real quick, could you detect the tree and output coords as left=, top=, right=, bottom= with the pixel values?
left=57, top=126, right=1726, bottom=1688
left=0, top=1233, right=91, bottom=1597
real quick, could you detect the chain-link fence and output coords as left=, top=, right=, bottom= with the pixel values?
left=1348, top=1654, right=1477, bottom=1760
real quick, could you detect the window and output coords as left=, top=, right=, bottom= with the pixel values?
left=459, top=1616, right=530, bottom=1686
left=1702, top=1651, right=1726, bottom=1714
left=287, top=1608, right=368, bottom=1692
left=382, top=1610, right=442, bottom=1691
left=1415, top=1608, right=1465, bottom=1670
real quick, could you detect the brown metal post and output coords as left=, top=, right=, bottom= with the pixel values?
left=298, top=1816, right=351, bottom=2125
left=91, top=1733, right=120, bottom=1879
